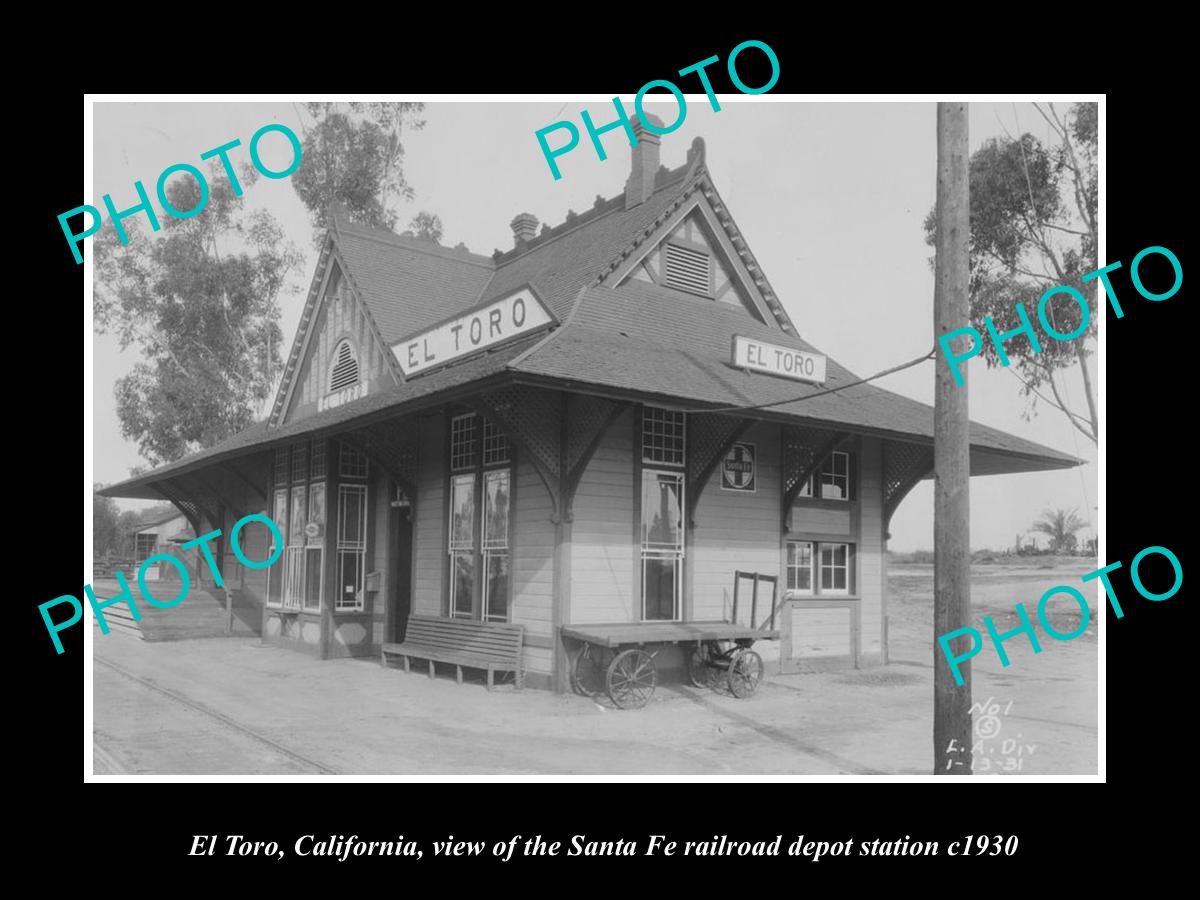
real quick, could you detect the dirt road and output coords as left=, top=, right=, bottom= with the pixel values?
left=92, top=564, right=1098, bottom=776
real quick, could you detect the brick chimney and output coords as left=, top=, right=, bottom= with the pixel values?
left=625, top=113, right=664, bottom=210
left=510, top=212, right=539, bottom=247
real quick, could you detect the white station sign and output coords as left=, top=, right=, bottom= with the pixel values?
left=731, top=335, right=827, bottom=384
left=393, top=287, right=554, bottom=378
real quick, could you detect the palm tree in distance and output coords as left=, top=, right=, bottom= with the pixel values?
left=1031, top=508, right=1087, bottom=554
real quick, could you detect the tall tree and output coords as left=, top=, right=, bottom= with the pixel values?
left=93, top=488, right=124, bottom=558
left=291, top=102, right=443, bottom=240
left=407, top=210, right=444, bottom=243
left=95, top=165, right=302, bottom=465
left=925, top=102, right=1099, bottom=444
left=1031, top=507, right=1087, bottom=553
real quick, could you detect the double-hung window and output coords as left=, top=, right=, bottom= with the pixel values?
left=786, top=540, right=852, bottom=595
left=796, top=450, right=852, bottom=500
left=448, top=414, right=512, bottom=622
left=786, top=541, right=814, bottom=593
left=640, top=406, right=686, bottom=621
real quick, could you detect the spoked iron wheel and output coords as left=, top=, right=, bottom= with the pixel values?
left=687, top=642, right=717, bottom=689
left=571, top=644, right=609, bottom=697
left=726, top=649, right=764, bottom=699
left=606, top=649, right=657, bottom=709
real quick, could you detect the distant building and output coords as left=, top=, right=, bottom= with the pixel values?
left=130, top=510, right=193, bottom=581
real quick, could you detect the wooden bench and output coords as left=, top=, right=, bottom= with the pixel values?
left=381, top=615, right=525, bottom=690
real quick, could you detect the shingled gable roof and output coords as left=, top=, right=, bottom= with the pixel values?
left=103, top=129, right=1080, bottom=500
left=335, top=221, right=495, bottom=344
left=98, top=334, right=544, bottom=500
left=476, top=173, right=691, bottom=323
left=508, top=282, right=1079, bottom=471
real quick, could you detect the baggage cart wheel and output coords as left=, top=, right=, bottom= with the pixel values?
left=607, top=649, right=657, bottom=709
left=571, top=644, right=608, bottom=697
left=687, top=642, right=717, bottom=689
left=727, top=648, right=764, bottom=699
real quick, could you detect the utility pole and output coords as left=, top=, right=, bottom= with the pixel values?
left=933, top=102, right=972, bottom=775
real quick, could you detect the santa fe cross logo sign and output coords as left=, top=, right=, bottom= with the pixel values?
left=721, top=442, right=756, bottom=492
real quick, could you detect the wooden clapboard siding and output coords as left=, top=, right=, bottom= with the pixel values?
left=413, top=413, right=445, bottom=616
left=691, top=421, right=782, bottom=622
left=522, top=646, right=554, bottom=681
left=284, top=263, right=393, bottom=425
left=790, top=607, right=852, bottom=656
left=858, top=437, right=885, bottom=659
left=791, top=504, right=852, bottom=534
left=570, top=407, right=635, bottom=623
left=512, top=454, right=554, bottom=674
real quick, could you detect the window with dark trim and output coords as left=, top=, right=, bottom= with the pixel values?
left=268, top=440, right=332, bottom=612
left=291, top=443, right=308, bottom=483
left=796, top=450, right=853, bottom=501
left=447, top=412, right=512, bottom=622
left=273, top=447, right=289, bottom=488
left=641, top=406, right=686, bottom=468
left=310, top=441, right=327, bottom=480
left=339, top=442, right=369, bottom=480
left=640, top=406, right=686, bottom=621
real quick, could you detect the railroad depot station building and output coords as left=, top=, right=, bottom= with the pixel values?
left=102, top=123, right=1077, bottom=691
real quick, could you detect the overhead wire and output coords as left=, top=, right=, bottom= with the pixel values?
left=688, top=344, right=938, bottom=414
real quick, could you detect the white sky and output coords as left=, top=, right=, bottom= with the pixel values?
left=92, top=99, right=1099, bottom=552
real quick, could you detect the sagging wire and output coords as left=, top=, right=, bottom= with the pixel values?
left=692, top=344, right=938, bottom=414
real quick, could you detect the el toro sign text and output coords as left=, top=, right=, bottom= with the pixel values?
left=732, top=335, right=827, bottom=384
left=392, top=288, right=554, bottom=378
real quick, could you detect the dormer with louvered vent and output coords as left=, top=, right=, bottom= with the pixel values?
left=663, top=243, right=712, bottom=296
left=616, top=208, right=770, bottom=325
left=274, top=250, right=398, bottom=425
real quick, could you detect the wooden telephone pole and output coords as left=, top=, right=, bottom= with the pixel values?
left=933, top=102, right=972, bottom=775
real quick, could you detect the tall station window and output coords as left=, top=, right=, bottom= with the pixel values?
left=269, top=441, right=327, bottom=611
left=335, top=443, right=369, bottom=611
left=640, top=406, right=686, bottom=621
left=447, top=413, right=511, bottom=622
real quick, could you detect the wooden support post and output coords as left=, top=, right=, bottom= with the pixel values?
left=552, top=392, right=572, bottom=694
left=933, top=101, right=972, bottom=776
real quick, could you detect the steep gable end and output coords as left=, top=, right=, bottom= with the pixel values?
left=621, top=208, right=758, bottom=317
left=605, top=180, right=798, bottom=336
left=277, top=248, right=402, bottom=427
